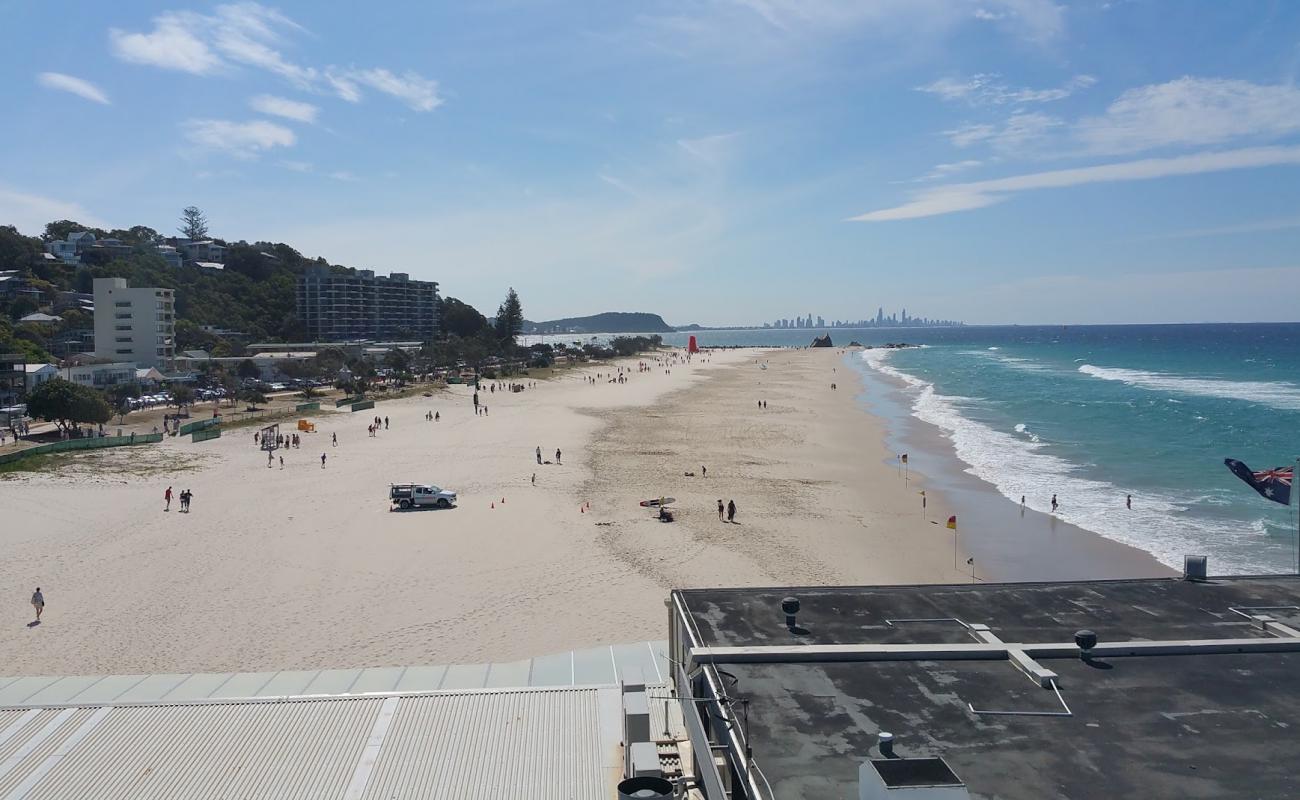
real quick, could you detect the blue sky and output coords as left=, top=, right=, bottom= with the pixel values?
left=3, top=1, right=1300, bottom=325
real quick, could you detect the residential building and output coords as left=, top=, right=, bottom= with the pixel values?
left=297, top=265, right=439, bottom=341
left=92, top=277, right=176, bottom=369
left=48, top=328, right=96, bottom=359
left=18, top=312, right=59, bottom=325
left=177, top=240, right=226, bottom=263
left=0, top=352, right=25, bottom=406
left=53, top=290, right=94, bottom=313
left=155, top=245, right=183, bottom=268
left=60, top=361, right=137, bottom=389
left=44, top=231, right=96, bottom=264
left=23, top=363, right=58, bottom=393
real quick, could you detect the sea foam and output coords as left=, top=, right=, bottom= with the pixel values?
left=861, top=350, right=1277, bottom=572
left=1078, top=364, right=1300, bottom=410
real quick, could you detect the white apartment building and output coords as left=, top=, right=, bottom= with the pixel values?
left=93, top=277, right=176, bottom=369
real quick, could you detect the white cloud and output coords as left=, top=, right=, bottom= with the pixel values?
left=725, top=0, right=1064, bottom=40
left=36, top=72, right=111, bottom=105
left=279, top=160, right=314, bottom=172
left=250, top=94, right=319, bottom=123
left=109, top=12, right=222, bottom=74
left=328, top=171, right=358, bottom=182
left=183, top=118, right=296, bottom=158
left=945, top=111, right=1062, bottom=151
left=917, top=73, right=1095, bottom=105
left=1075, top=77, right=1300, bottom=155
left=851, top=145, right=1300, bottom=222
left=0, top=186, right=107, bottom=234
left=109, top=4, right=442, bottom=111
left=342, top=68, right=442, bottom=112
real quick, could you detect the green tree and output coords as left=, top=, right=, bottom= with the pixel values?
left=241, top=389, right=268, bottom=409
left=495, top=287, right=524, bottom=341
left=383, top=348, right=412, bottom=373
left=0, top=225, right=42, bottom=270
left=170, top=384, right=194, bottom=409
left=180, top=206, right=209, bottom=240
left=237, top=359, right=260, bottom=380
left=440, top=297, right=488, bottom=338
left=26, top=378, right=112, bottom=431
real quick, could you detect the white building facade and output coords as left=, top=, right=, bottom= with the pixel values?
left=93, top=277, right=176, bottom=369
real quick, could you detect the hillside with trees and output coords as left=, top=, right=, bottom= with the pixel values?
left=522, top=311, right=674, bottom=334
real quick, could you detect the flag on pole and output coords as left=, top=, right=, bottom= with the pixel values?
left=946, top=515, right=957, bottom=529
left=1224, top=459, right=1292, bottom=506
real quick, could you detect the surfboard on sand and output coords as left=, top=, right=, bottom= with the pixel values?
left=639, top=497, right=676, bottom=507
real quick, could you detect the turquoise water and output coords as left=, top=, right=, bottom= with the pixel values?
left=655, top=324, right=1300, bottom=573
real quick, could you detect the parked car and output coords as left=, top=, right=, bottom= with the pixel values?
left=389, top=483, right=457, bottom=510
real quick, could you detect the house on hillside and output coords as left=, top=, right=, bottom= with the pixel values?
left=177, top=240, right=226, bottom=264
left=155, top=245, right=183, bottom=268
left=44, top=231, right=97, bottom=264
left=23, top=363, right=58, bottom=394
left=19, top=312, right=60, bottom=326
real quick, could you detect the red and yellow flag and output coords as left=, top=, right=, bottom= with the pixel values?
left=946, top=515, right=957, bottom=530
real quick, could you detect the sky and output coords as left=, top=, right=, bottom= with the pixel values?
left=2, top=1, right=1300, bottom=325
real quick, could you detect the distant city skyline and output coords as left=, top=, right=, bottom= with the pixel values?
left=2, top=3, right=1299, bottom=324
left=762, top=308, right=961, bottom=330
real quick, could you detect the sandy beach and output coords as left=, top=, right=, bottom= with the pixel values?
left=0, top=347, right=1163, bottom=676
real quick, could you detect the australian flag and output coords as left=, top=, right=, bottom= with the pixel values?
left=1224, top=459, right=1293, bottom=506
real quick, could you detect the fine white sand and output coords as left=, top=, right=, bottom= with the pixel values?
left=2, top=347, right=999, bottom=675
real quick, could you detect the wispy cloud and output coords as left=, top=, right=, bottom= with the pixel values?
left=279, top=160, right=314, bottom=172
left=1137, top=216, right=1300, bottom=241
left=1075, top=77, right=1300, bottom=155
left=917, top=73, right=1095, bottom=105
left=944, top=112, right=1063, bottom=152
left=912, top=160, right=983, bottom=182
left=339, top=68, right=442, bottom=112
left=35, top=72, right=111, bottom=105
left=852, top=146, right=1300, bottom=222
left=183, top=119, right=296, bottom=158
left=0, top=186, right=107, bottom=234
left=250, top=94, right=319, bottom=123
left=726, top=0, right=1065, bottom=40
left=677, top=132, right=741, bottom=163
left=109, top=4, right=442, bottom=111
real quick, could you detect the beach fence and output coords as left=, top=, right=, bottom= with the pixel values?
left=178, top=418, right=220, bottom=436
left=295, top=401, right=321, bottom=412
left=191, top=426, right=222, bottom=443
left=350, top=400, right=376, bottom=412
left=335, top=396, right=364, bottom=407
left=0, top=432, right=164, bottom=466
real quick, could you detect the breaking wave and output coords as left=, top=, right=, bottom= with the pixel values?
left=1078, top=365, right=1300, bottom=410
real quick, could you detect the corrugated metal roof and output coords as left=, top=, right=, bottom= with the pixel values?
left=0, top=640, right=668, bottom=707
left=0, top=687, right=628, bottom=800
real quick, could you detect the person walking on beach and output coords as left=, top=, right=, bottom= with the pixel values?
left=536, top=446, right=542, bottom=465
left=164, top=486, right=173, bottom=512
left=717, top=499, right=725, bottom=521
left=531, top=472, right=536, bottom=486
left=384, top=416, right=389, bottom=430
left=332, top=432, right=337, bottom=447
left=1020, top=495, right=1025, bottom=508
left=435, top=412, right=439, bottom=422
left=321, top=453, right=327, bottom=468
left=1126, top=494, right=1132, bottom=510
left=727, top=499, right=737, bottom=523
left=31, top=588, right=44, bottom=621
left=555, top=448, right=562, bottom=464
left=701, top=465, right=707, bottom=478
left=180, top=489, right=191, bottom=512
left=279, top=455, right=284, bottom=469
left=1050, top=494, right=1058, bottom=513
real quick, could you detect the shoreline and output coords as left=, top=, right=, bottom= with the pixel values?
left=845, top=349, right=1176, bottom=581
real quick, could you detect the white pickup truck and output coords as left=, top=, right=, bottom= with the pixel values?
left=390, top=483, right=457, bottom=510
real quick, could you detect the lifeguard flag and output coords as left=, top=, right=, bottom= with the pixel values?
left=946, top=515, right=957, bottom=529
left=687, top=335, right=699, bottom=354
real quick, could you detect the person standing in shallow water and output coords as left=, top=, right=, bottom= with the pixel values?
left=1051, top=494, right=1058, bottom=513
left=1126, top=494, right=1132, bottom=510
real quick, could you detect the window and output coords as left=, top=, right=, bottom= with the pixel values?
left=116, top=337, right=130, bottom=343
left=116, top=349, right=132, bottom=355
left=115, top=312, right=132, bottom=320
left=115, top=324, right=131, bottom=331
left=115, top=301, right=131, bottom=308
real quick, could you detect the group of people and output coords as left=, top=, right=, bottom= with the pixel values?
left=756, top=400, right=768, bottom=409
left=716, top=498, right=738, bottom=523
left=536, top=445, right=562, bottom=465
left=424, top=411, right=440, bottom=421
left=163, top=485, right=194, bottom=512
left=368, top=415, right=389, bottom=436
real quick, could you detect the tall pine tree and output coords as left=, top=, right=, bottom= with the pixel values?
left=495, top=287, right=523, bottom=341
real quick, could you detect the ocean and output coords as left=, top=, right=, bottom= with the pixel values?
left=645, top=324, right=1300, bottom=575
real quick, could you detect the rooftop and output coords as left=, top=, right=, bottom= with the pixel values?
left=674, top=576, right=1300, bottom=799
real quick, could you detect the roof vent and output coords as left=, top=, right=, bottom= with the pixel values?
left=878, top=732, right=895, bottom=758
left=860, top=757, right=970, bottom=799
left=1075, top=629, right=1097, bottom=661
left=781, top=596, right=808, bottom=635
left=1184, top=555, right=1208, bottom=581
left=617, top=775, right=674, bottom=799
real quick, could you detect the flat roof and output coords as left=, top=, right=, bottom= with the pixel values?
left=675, top=577, right=1300, bottom=799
